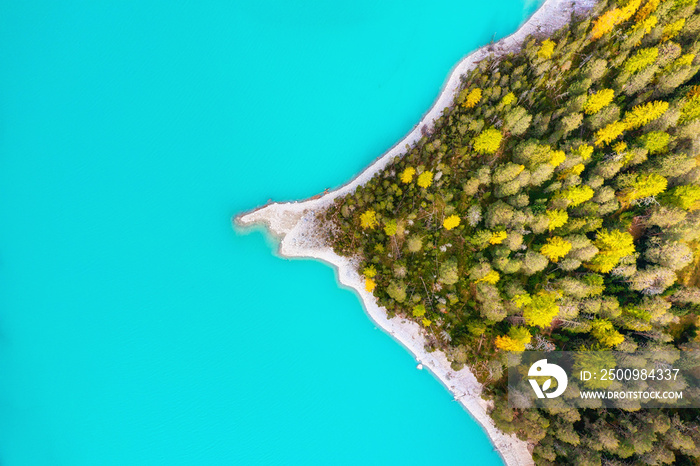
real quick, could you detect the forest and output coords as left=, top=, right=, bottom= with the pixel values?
left=320, top=0, right=700, bottom=463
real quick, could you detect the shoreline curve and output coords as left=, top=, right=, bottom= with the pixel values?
left=234, top=1, right=598, bottom=464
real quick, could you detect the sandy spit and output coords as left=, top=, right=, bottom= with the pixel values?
left=235, top=1, right=598, bottom=464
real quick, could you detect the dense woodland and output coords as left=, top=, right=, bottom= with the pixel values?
left=321, top=0, right=700, bottom=463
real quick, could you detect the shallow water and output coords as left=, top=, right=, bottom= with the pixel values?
left=1, top=0, right=542, bottom=464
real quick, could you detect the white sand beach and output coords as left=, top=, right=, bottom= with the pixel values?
left=236, top=0, right=598, bottom=464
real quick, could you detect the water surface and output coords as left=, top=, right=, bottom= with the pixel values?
left=1, top=0, right=541, bottom=464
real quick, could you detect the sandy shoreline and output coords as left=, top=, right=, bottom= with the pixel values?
left=235, top=1, right=598, bottom=464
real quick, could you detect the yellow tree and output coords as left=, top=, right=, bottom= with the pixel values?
left=549, top=149, right=566, bottom=167
left=515, top=292, right=560, bottom=328
left=360, top=209, right=378, bottom=229
left=623, top=100, right=669, bottom=130
left=417, top=171, right=433, bottom=188
left=591, top=8, right=623, bottom=39
left=501, top=92, right=516, bottom=106
left=490, top=231, right=507, bottom=244
left=594, top=120, right=626, bottom=146
left=400, top=167, right=415, bottom=183
left=384, top=219, right=398, bottom=236
left=443, top=215, right=461, bottom=230
left=584, top=89, right=615, bottom=114
left=462, top=88, right=482, bottom=109
left=590, top=320, right=625, bottom=347
left=669, top=185, right=700, bottom=210
left=495, top=327, right=532, bottom=351
left=473, top=128, right=503, bottom=154
left=624, top=47, right=658, bottom=74
left=538, top=39, right=556, bottom=59
left=547, top=209, right=568, bottom=231
left=586, top=229, right=635, bottom=273
left=540, top=236, right=572, bottom=262
left=365, top=277, right=376, bottom=292
left=620, top=173, right=667, bottom=202
left=476, top=270, right=500, bottom=284
left=559, top=185, right=594, bottom=207
left=635, top=0, right=659, bottom=21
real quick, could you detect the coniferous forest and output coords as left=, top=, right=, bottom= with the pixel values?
left=320, top=0, right=700, bottom=463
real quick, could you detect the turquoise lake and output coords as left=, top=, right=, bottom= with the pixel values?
left=1, top=1, right=542, bottom=464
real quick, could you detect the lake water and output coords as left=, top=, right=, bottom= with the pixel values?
left=0, top=0, right=542, bottom=464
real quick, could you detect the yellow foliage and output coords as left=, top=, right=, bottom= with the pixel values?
left=620, top=173, right=667, bottom=202
left=516, top=291, right=560, bottom=328
left=591, top=8, right=623, bottom=39
left=637, top=14, right=658, bottom=35
left=586, top=229, right=636, bottom=273
left=473, top=128, right=503, bottom=154
left=489, top=231, right=508, bottom=244
left=400, top=166, right=415, bottom=183
left=635, top=0, right=659, bottom=21
left=575, top=143, right=594, bottom=160
left=584, top=88, right=615, bottom=115
left=463, top=88, right=482, bottom=109
left=613, top=141, right=627, bottom=153
left=417, top=171, right=433, bottom=188
left=558, top=163, right=585, bottom=180
left=670, top=185, right=700, bottom=210
left=673, top=54, right=696, bottom=68
left=595, top=120, right=626, bottom=146
left=365, top=277, right=376, bottom=292
left=360, top=209, right=378, bottom=229
left=443, top=214, right=461, bottom=230
left=501, top=92, right=516, bottom=106
left=624, top=47, right=659, bottom=74
left=662, top=18, right=686, bottom=41
left=363, top=265, right=377, bottom=278
left=538, top=39, right=556, bottom=59
left=591, top=319, right=625, bottom=347
left=384, top=219, right=398, bottom=236
left=547, top=209, right=569, bottom=231
left=560, top=185, right=595, bottom=207
left=422, top=318, right=432, bottom=327
left=412, top=304, right=426, bottom=317
left=540, top=236, right=572, bottom=262
left=549, top=150, right=566, bottom=167
left=623, top=100, right=669, bottom=130
left=619, top=0, right=642, bottom=21
left=495, top=335, right=522, bottom=351
left=476, top=270, right=501, bottom=284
